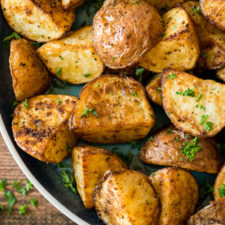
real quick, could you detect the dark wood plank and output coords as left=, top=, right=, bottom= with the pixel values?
left=0, top=134, right=76, bottom=225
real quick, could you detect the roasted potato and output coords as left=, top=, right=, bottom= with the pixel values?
left=145, top=0, right=186, bottom=10
left=38, top=26, right=104, bottom=84
left=200, top=0, right=225, bottom=31
left=71, top=145, right=127, bottom=209
left=139, top=7, right=199, bottom=73
left=162, top=69, right=225, bottom=138
left=62, top=0, right=84, bottom=9
left=140, top=125, right=222, bottom=173
left=146, top=73, right=163, bottom=106
left=214, top=164, right=225, bottom=201
left=187, top=197, right=225, bottom=225
left=217, top=67, right=225, bottom=82
left=9, top=39, right=51, bottom=101
left=149, top=167, right=199, bottom=225
left=1, top=0, right=75, bottom=42
left=12, top=95, right=78, bottom=163
left=69, top=75, right=155, bottom=143
left=182, top=1, right=225, bottom=70
left=93, top=0, right=163, bottom=69
left=94, top=170, right=160, bottom=225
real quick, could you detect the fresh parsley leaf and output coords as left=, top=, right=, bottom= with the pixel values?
left=161, top=32, right=166, bottom=38
left=196, top=94, right=202, bottom=102
left=0, top=204, right=4, bottom=211
left=13, top=181, right=28, bottom=195
left=131, top=91, right=138, bottom=97
left=157, top=87, right=162, bottom=93
left=200, top=115, right=208, bottom=125
left=11, top=101, right=19, bottom=110
left=181, top=137, right=202, bottom=161
left=148, top=136, right=154, bottom=141
left=60, top=170, right=77, bottom=194
left=4, top=190, right=16, bottom=215
left=168, top=72, right=176, bottom=80
left=183, top=88, right=195, bottom=97
left=23, top=98, right=28, bottom=109
left=30, top=198, right=38, bottom=208
left=26, top=180, right=33, bottom=191
left=136, top=68, right=145, bottom=82
left=56, top=67, right=62, bottom=77
left=192, top=5, right=202, bottom=15
left=175, top=137, right=179, bottom=142
left=79, top=108, right=99, bottom=118
left=168, top=111, right=173, bottom=114
left=204, top=121, right=214, bottom=132
left=167, top=128, right=172, bottom=134
left=19, top=204, right=27, bottom=215
left=176, top=91, right=182, bottom=95
left=92, top=109, right=99, bottom=117
left=3, top=32, right=20, bottom=48
left=0, top=178, right=7, bottom=191
left=218, top=184, right=225, bottom=198
left=84, top=74, right=91, bottom=78
left=57, top=99, right=62, bottom=104
left=32, top=42, right=42, bottom=48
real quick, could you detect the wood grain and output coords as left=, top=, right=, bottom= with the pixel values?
left=0, top=134, right=76, bottom=225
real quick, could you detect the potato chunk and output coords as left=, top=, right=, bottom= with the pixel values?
left=149, top=167, right=199, bottom=225
left=182, top=1, right=225, bottom=70
left=162, top=69, right=225, bottom=138
left=62, top=0, right=84, bottom=9
left=94, top=170, right=160, bottom=225
left=69, top=75, right=155, bottom=143
left=71, top=145, right=126, bottom=209
left=9, top=39, right=51, bottom=101
left=139, top=7, right=199, bottom=73
left=93, top=0, right=163, bottom=69
left=217, top=67, right=225, bottom=82
left=140, top=125, right=222, bottom=173
left=214, top=164, right=225, bottom=201
left=1, top=0, right=75, bottom=42
left=145, top=0, right=186, bottom=10
left=187, top=197, right=225, bottom=225
left=12, top=95, right=78, bottom=163
left=146, top=73, right=162, bottom=106
left=200, top=0, right=225, bottom=31
left=38, top=26, right=104, bottom=84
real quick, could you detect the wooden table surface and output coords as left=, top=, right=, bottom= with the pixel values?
left=0, top=134, right=76, bottom=225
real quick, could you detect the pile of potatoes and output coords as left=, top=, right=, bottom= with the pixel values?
left=1, top=0, right=225, bottom=224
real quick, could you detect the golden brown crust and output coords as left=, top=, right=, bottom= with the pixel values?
left=94, top=170, right=160, bottom=225
left=149, top=167, right=199, bottom=225
left=200, top=0, right=225, bottom=31
left=145, top=0, right=186, bottom=10
left=214, top=164, right=225, bottom=201
left=93, top=0, right=163, bottom=69
left=12, top=95, right=78, bottom=163
left=162, top=69, right=225, bottom=138
left=71, top=145, right=126, bottom=209
left=187, top=197, right=225, bottom=225
left=217, top=67, right=225, bottom=82
left=10, top=39, right=52, bottom=101
left=69, top=75, right=155, bottom=143
left=140, top=125, right=222, bottom=173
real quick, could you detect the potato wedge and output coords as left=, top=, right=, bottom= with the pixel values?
left=71, top=145, right=127, bottom=209
left=182, top=1, right=225, bottom=70
left=162, top=69, right=225, bottom=138
left=139, top=7, right=199, bottom=73
left=38, top=26, right=104, bottom=84
left=140, top=125, right=222, bottom=173
left=217, top=67, right=225, bottom=82
left=9, top=39, right=51, bottom=101
left=62, top=0, right=84, bottom=9
left=12, top=95, right=78, bottom=163
left=146, top=73, right=163, bottom=106
left=214, top=164, right=225, bottom=201
left=1, top=0, right=75, bottom=42
left=93, top=0, right=163, bottom=69
left=149, top=167, right=199, bottom=225
left=187, top=197, right=225, bottom=225
left=94, top=170, right=160, bottom=225
left=69, top=75, right=155, bottom=143
left=145, top=0, right=186, bottom=10
left=200, top=0, right=225, bottom=31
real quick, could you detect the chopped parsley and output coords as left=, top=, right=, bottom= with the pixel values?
left=57, top=99, right=62, bottom=104
left=168, top=72, right=176, bottom=80
left=23, top=98, right=28, bottom=109
left=19, top=204, right=27, bottom=215
left=204, top=121, right=214, bottom=132
left=32, top=42, right=42, bottom=48
left=196, top=94, right=202, bottom=102
left=84, top=74, right=91, bottom=78
left=56, top=67, right=62, bottom=77
left=66, top=143, right=72, bottom=152
left=60, top=170, right=77, bottom=194
left=59, top=55, right=64, bottom=60
left=175, top=137, right=179, bottom=142
left=148, top=136, right=154, bottom=141
left=79, top=108, right=99, bottom=118
left=4, top=190, right=16, bottom=215
left=12, top=180, right=28, bottom=195
left=181, top=137, right=202, bottom=161
left=131, top=91, right=138, bottom=97
left=200, top=115, right=208, bottom=125
left=136, top=68, right=145, bottom=82
left=167, top=128, right=172, bottom=134
left=11, top=101, right=19, bottom=110
left=183, top=88, right=195, bottom=97
left=30, top=198, right=38, bottom=208
left=176, top=91, right=182, bottom=95
left=157, top=87, right=162, bottom=93
left=168, top=111, right=173, bottom=114
left=111, top=57, right=115, bottom=61
left=161, top=32, right=166, bottom=38
left=56, top=162, right=70, bottom=168
left=0, top=204, right=4, bottom=211
left=192, top=5, right=202, bottom=15
left=2, top=32, right=20, bottom=48
left=0, top=178, right=7, bottom=191
left=218, top=184, right=225, bottom=198
left=26, top=180, right=33, bottom=191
